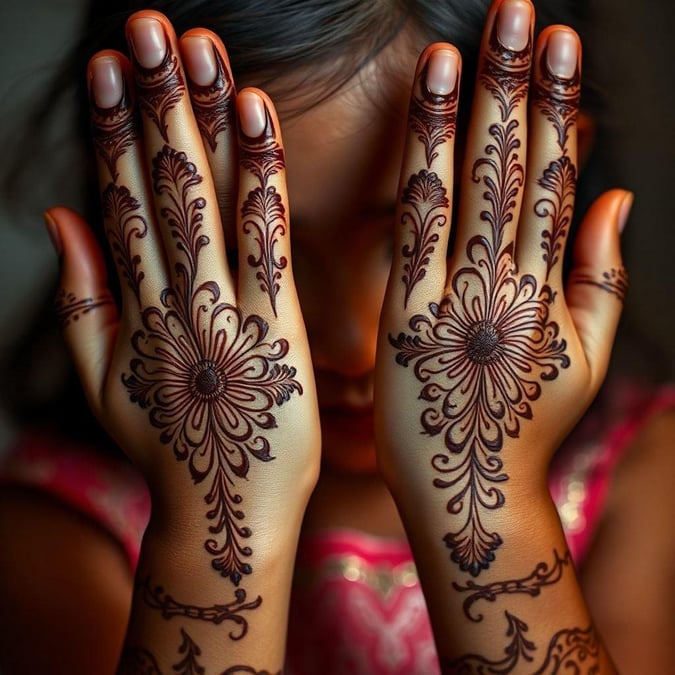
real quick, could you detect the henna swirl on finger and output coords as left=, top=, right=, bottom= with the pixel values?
left=240, top=114, right=288, bottom=316
left=54, top=289, right=115, bottom=328
left=188, top=47, right=235, bottom=153
left=572, top=267, right=628, bottom=302
left=134, top=42, right=186, bottom=142
left=90, top=82, right=137, bottom=182
left=480, top=24, right=531, bottom=122
left=409, top=63, right=458, bottom=169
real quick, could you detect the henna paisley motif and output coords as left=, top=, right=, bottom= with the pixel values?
left=90, top=84, right=137, bottom=182
left=572, top=267, right=628, bottom=302
left=54, top=289, right=115, bottom=328
left=102, top=183, right=148, bottom=302
left=400, top=169, right=449, bottom=307
left=391, top=64, right=569, bottom=576
left=239, top=114, right=288, bottom=316
left=123, top=146, right=302, bottom=585
left=134, top=43, right=186, bottom=142
left=188, top=47, right=235, bottom=153
left=480, top=24, right=531, bottom=122
left=409, top=63, right=458, bottom=169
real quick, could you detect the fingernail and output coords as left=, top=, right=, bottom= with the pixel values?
left=496, top=0, right=531, bottom=51
left=239, top=91, right=267, bottom=138
left=128, top=17, right=167, bottom=69
left=182, top=36, right=217, bottom=86
left=44, top=212, right=62, bottom=257
left=546, top=30, right=577, bottom=79
left=90, top=56, right=124, bottom=108
left=426, top=49, right=458, bottom=96
left=618, top=192, right=634, bottom=234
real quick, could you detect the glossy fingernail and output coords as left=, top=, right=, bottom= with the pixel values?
left=547, top=30, right=577, bottom=79
left=618, top=192, right=634, bottom=234
left=128, top=17, right=167, bottom=69
left=182, top=36, right=217, bottom=86
left=44, top=212, right=62, bottom=257
left=497, top=0, right=531, bottom=51
left=426, top=49, right=458, bottom=96
left=90, top=56, right=123, bottom=108
left=239, top=91, right=267, bottom=138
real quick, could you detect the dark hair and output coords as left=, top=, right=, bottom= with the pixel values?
left=1, top=0, right=598, bottom=447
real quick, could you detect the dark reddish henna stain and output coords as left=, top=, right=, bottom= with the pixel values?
left=122, top=146, right=301, bottom=585
left=391, top=36, right=570, bottom=576
left=133, top=40, right=186, bottom=142
left=90, top=80, right=137, bottom=182
left=221, top=668, right=281, bottom=675
left=173, top=628, right=206, bottom=674
left=140, top=577, right=262, bottom=640
left=239, top=110, right=288, bottom=316
left=572, top=267, right=628, bottom=302
left=54, top=289, right=115, bottom=328
left=188, top=45, right=235, bottom=153
left=452, top=549, right=572, bottom=622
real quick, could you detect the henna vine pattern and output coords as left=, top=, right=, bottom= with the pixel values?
left=453, top=549, right=572, bottom=621
left=122, top=146, right=302, bottom=585
left=391, top=42, right=570, bottom=576
left=532, top=51, right=581, bottom=280
left=573, top=267, right=628, bottom=303
left=188, top=47, right=234, bottom=153
left=240, top=115, right=288, bottom=316
left=134, top=42, right=186, bottom=142
left=173, top=628, right=206, bottom=675
left=409, top=63, right=458, bottom=168
left=90, top=83, right=137, bottom=182
left=102, top=183, right=148, bottom=302
left=140, top=577, right=262, bottom=640
left=54, top=289, right=115, bottom=328
left=400, top=170, right=449, bottom=307
left=445, top=612, right=600, bottom=674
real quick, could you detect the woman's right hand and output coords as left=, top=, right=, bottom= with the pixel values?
left=46, top=11, right=319, bottom=670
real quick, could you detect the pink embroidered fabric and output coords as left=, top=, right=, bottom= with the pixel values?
left=1, top=382, right=673, bottom=673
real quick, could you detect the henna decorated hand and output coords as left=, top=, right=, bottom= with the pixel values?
left=47, top=9, right=319, bottom=621
left=375, top=0, right=631, bottom=579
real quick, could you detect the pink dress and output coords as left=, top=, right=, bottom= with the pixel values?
left=1, top=381, right=673, bottom=673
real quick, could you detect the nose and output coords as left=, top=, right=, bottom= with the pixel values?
left=300, top=255, right=384, bottom=378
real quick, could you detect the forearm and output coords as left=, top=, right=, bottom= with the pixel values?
left=119, top=512, right=297, bottom=674
left=397, top=484, right=616, bottom=673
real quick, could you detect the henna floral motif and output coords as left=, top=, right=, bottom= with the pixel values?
left=480, top=25, right=531, bottom=122
left=400, top=170, right=449, bottom=307
left=392, top=96, right=568, bottom=575
left=90, top=84, right=137, bottom=182
left=134, top=43, right=186, bottom=142
left=535, top=156, right=576, bottom=280
left=453, top=549, right=572, bottom=621
left=102, top=183, right=148, bottom=302
left=188, top=47, right=235, bottom=153
left=409, top=63, right=458, bottom=168
left=173, top=628, right=206, bottom=675
left=140, top=578, right=262, bottom=640
left=122, top=145, right=301, bottom=585
left=54, top=289, right=115, bottom=328
left=240, top=114, right=288, bottom=316
left=445, top=612, right=600, bottom=674
left=572, top=267, right=628, bottom=302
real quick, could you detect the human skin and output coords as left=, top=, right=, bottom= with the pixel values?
left=7, top=0, right=672, bottom=672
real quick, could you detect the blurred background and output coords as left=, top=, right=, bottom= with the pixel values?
left=0, top=0, right=673, bottom=454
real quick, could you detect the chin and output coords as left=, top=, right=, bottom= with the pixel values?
left=319, top=410, right=378, bottom=474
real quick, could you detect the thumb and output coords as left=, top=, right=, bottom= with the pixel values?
left=46, top=206, right=119, bottom=414
left=566, top=189, right=632, bottom=390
